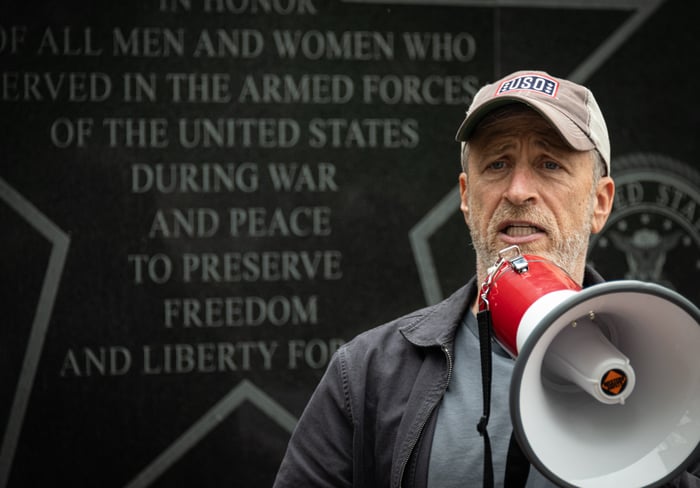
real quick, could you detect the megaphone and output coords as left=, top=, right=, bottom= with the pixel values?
left=479, top=246, right=700, bottom=488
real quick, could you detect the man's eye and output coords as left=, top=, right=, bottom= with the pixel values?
left=488, top=160, right=507, bottom=170
left=543, top=160, right=561, bottom=170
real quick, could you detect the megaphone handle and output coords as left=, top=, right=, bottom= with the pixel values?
left=476, top=310, right=495, bottom=488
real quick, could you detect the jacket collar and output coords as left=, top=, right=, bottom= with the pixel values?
left=399, top=277, right=477, bottom=348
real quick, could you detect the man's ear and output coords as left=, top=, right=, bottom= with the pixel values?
left=459, top=172, right=469, bottom=221
left=591, top=176, right=615, bottom=234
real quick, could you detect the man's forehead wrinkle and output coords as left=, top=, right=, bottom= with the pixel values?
left=474, top=130, right=565, bottom=157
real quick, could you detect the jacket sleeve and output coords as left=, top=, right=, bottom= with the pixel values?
left=273, top=349, right=355, bottom=488
left=667, top=473, right=700, bottom=487
left=667, top=460, right=700, bottom=487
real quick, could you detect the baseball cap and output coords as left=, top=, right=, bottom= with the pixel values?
left=455, top=70, right=611, bottom=175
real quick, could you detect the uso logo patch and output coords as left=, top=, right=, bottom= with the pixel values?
left=496, top=74, right=559, bottom=98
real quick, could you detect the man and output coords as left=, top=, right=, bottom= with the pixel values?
left=272, top=71, right=700, bottom=487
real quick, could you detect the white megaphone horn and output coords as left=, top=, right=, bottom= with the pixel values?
left=479, top=246, right=700, bottom=488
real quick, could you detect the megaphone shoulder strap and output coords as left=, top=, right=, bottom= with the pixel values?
left=476, top=309, right=495, bottom=488
left=476, top=309, right=530, bottom=488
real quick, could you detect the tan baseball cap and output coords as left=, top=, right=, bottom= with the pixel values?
left=455, top=70, right=611, bottom=175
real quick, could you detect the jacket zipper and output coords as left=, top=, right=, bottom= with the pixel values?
left=442, top=343, right=454, bottom=388
left=397, top=343, right=453, bottom=487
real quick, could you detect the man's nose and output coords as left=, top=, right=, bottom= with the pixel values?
left=503, top=165, right=538, bottom=205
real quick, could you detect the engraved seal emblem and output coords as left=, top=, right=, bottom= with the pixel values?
left=588, top=153, right=700, bottom=306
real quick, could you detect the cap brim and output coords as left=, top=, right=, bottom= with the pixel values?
left=455, top=96, right=595, bottom=153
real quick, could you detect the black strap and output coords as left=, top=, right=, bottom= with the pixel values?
left=476, top=310, right=494, bottom=488
left=504, top=432, right=530, bottom=487
left=477, top=310, right=530, bottom=488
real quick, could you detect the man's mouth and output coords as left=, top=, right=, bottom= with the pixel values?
left=498, top=222, right=546, bottom=242
left=502, top=224, right=542, bottom=237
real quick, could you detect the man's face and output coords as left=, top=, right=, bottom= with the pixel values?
left=459, top=107, right=614, bottom=285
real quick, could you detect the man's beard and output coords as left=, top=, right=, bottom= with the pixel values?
left=468, top=198, right=595, bottom=283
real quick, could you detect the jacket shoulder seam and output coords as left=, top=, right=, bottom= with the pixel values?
left=337, top=347, right=355, bottom=421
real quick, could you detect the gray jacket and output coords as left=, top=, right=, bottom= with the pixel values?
left=273, top=269, right=700, bottom=488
